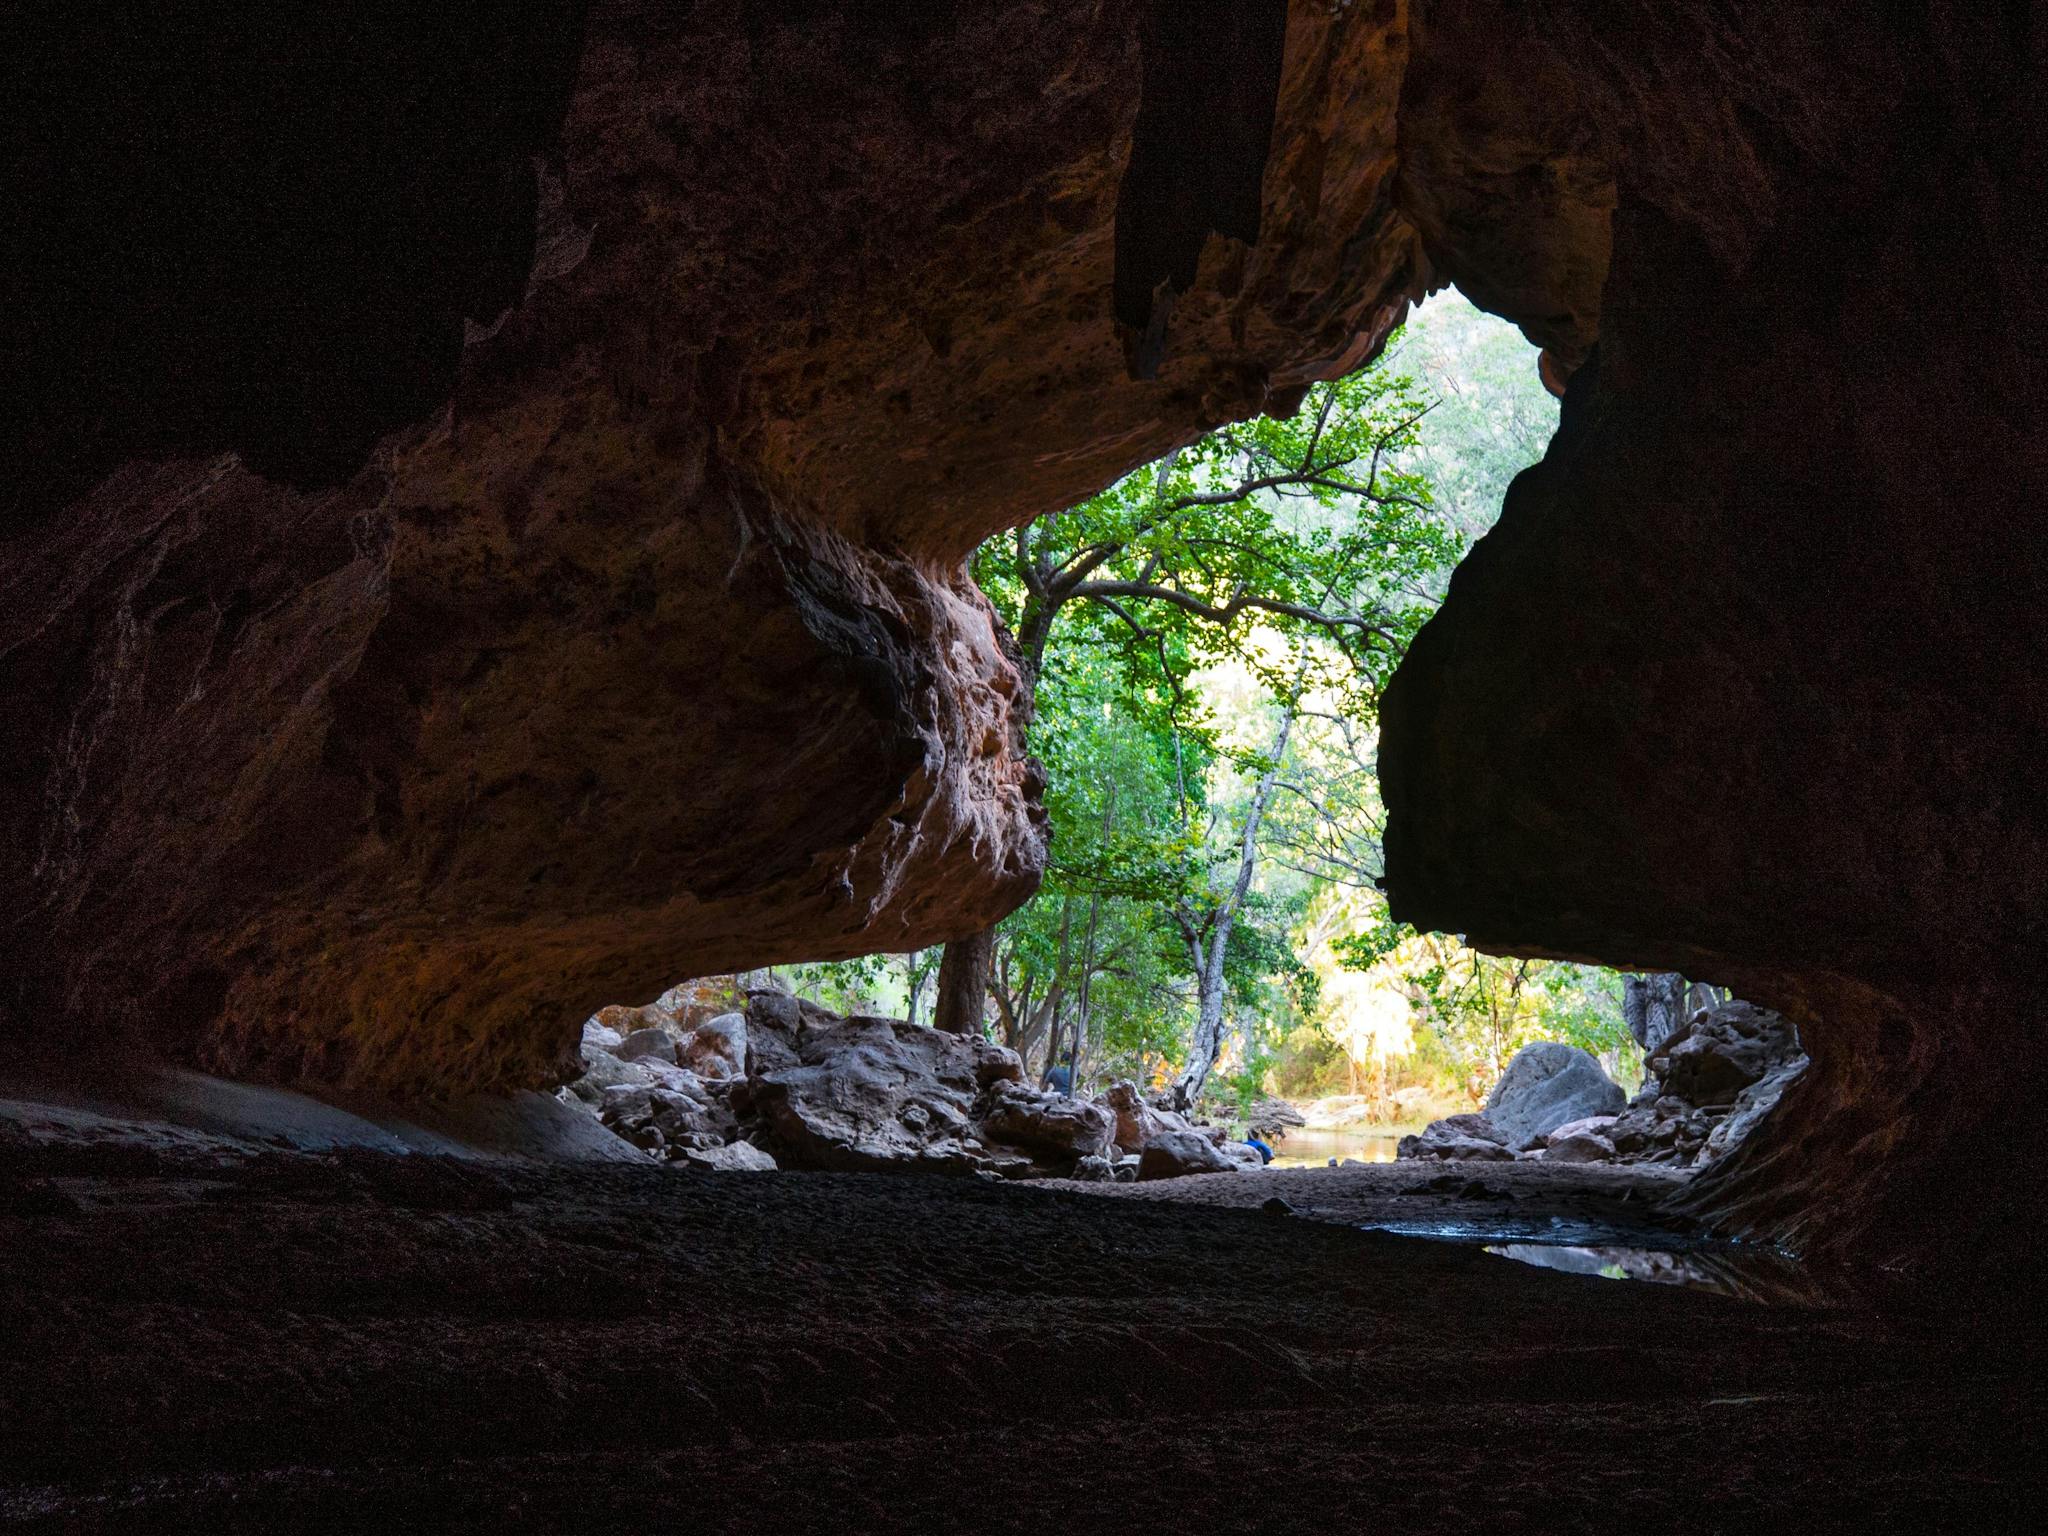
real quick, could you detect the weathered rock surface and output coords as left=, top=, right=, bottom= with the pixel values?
left=736, top=1013, right=988, bottom=1175
left=675, top=1140, right=778, bottom=1173
left=1397, top=1114, right=1514, bottom=1163
left=1603, top=1002, right=1807, bottom=1173
left=1542, top=1130, right=1617, bottom=1166
left=615, top=1028, right=676, bottom=1065
left=1102, top=1080, right=1179, bottom=1154
left=676, top=1012, right=747, bottom=1082
left=1656, top=1003, right=1794, bottom=1109
left=977, top=1080, right=1116, bottom=1163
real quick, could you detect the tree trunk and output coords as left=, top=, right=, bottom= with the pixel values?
left=933, top=928, right=993, bottom=1035
left=1623, top=972, right=1688, bottom=1053
left=1172, top=931, right=1233, bottom=1112
left=1169, top=698, right=1296, bottom=1112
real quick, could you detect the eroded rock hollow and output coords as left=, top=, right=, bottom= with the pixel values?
left=4, top=1, right=2040, bottom=1270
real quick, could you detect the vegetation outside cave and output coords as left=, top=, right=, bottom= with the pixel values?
left=777, top=294, right=1646, bottom=1132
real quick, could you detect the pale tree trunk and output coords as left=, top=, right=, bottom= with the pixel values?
left=1169, top=700, right=1296, bottom=1112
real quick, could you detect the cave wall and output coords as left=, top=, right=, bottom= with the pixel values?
left=2, top=0, right=1440, bottom=1091
left=1379, top=2, right=2047, bottom=1264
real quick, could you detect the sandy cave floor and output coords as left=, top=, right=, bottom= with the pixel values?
left=2, top=1126, right=2041, bottom=1533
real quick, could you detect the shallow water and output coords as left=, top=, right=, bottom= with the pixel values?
left=1339, top=1211, right=1819, bottom=1303
left=1484, top=1242, right=1765, bottom=1297
left=1266, top=1127, right=1402, bottom=1167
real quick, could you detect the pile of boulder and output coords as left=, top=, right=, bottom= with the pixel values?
left=1605, top=1000, right=1807, bottom=1167
left=1397, top=1001, right=1806, bottom=1169
left=563, top=981, right=1264, bottom=1181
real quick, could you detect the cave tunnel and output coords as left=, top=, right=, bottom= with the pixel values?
left=2, top=1, right=2042, bottom=1528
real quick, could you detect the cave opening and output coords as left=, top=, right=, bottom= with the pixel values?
left=546, top=292, right=1817, bottom=1293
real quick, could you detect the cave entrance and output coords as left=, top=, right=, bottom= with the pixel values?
left=558, top=293, right=1808, bottom=1269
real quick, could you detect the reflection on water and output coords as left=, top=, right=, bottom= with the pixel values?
left=1484, top=1240, right=1824, bottom=1305
left=1267, top=1127, right=1402, bottom=1167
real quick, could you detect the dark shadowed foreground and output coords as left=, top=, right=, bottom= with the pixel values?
left=3, top=1142, right=2036, bottom=1532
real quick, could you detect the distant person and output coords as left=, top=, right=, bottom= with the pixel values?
left=1043, top=1063, right=1072, bottom=1095
left=1245, top=1133, right=1274, bottom=1165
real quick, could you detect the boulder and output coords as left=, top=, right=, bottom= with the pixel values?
left=1396, top=1130, right=1514, bottom=1163
left=677, top=1011, right=746, bottom=1080
left=1605, top=1001, right=1806, bottom=1167
left=1136, top=1130, right=1239, bottom=1181
left=1400, top=1114, right=1515, bottom=1163
left=653, top=976, right=750, bottom=1034
left=1396, top=1113, right=1512, bottom=1160
left=970, top=1039, right=1025, bottom=1089
left=1100, top=1080, right=1198, bottom=1152
left=1069, top=1154, right=1117, bottom=1183
left=675, top=1140, right=778, bottom=1172
left=563, top=1044, right=647, bottom=1105
left=1546, top=1115, right=1619, bottom=1145
left=1543, top=1130, right=1618, bottom=1164
left=1652, top=1001, right=1800, bottom=1108
left=1703, top=1055, right=1810, bottom=1163
left=616, top=1027, right=678, bottom=1064
left=598, top=1080, right=738, bottom=1153
left=977, top=1081, right=1115, bottom=1163
left=738, top=1014, right=987, bottom=1173
left=1219, top=1140, right=1265, bottom=1172
left=1483, top=1042, right=1625, bottom=1149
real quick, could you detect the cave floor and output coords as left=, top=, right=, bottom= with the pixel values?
left=2, top=1141, right=2038, bottom=1533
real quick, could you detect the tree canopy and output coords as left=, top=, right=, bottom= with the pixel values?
left=784, top=295, right=1640, bottom=1120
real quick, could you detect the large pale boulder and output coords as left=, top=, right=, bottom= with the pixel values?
left=1484, top=1043, right=1625, bottom=1150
